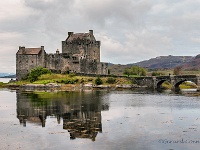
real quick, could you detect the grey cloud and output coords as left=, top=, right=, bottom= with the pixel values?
left=1, top=0, right=200, bottom=73
left=24, top=0, right=55, bottom=10
left=76, top=0, right=153, bottom=32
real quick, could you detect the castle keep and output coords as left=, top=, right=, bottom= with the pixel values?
left=16, top=30, right=108, bottom=80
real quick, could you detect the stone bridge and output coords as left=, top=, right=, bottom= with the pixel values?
left=133, top=75, right=200, bottom=91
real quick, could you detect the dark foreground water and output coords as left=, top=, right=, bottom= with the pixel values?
left=1, top=89, right=200, bottom=150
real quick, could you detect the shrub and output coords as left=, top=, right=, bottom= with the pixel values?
left=123, top=66, right=147, bottom=76
left=152, top=72, right=160, bottom=76
left=56, top=78, right=79, bottom=84
left=87, top=78, right=93, bottom=82
left=28, top=67, right=51, bottom=82
left=173, top=66, right=182, bottom=75
left=80, top=78, right=84, bottom=83
left=106, top=77, right=116, bottom=84
left=69, top=73, right=75, bottom=78
left=95, top=76, right=103, bottom=85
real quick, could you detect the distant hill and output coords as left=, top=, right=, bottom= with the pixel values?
left=108, top=64, right=128, bottom=76
left=0, top=73, right=16, bottom=78
left=1, top=74, right=16, bottom=78
left=181, top=54, right=200, bottom=70
left=128, top=55, right=193, bottom=69
left=108, top=55, right=198, bottom=75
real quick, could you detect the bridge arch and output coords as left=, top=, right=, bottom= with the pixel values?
left=157, top=79, right=169, bottom=89
left=155, top=76, right=171, bottom=90
left=173, top=75, right=199, bottom=92
left=174, top=79, right=187, bottom=92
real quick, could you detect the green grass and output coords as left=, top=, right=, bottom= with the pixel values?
left=30, top=73, right=130, bottom=85
left=13, top=72, right=200, bottom=90
left=162, top=81, right=197, bottom=90
left=0, top=82, right=6, bottom=87
left=162, top=81, right=172, bottom=89
left=179, top=81, right=197, bottom=89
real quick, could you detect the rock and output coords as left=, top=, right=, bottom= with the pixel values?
left=19, top=83, right=61, bottom=91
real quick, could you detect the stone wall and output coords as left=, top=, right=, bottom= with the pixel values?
left=62, top=30, right=100, bottom=63
left=16, top=46, right=45, bottom=80
left=44, top=53, right=107, bottom=75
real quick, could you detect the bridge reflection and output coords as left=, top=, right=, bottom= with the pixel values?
left=16, top=91, right=109, bottom=141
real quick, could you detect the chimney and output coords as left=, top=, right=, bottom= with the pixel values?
left=20, top=46, right=25, bottom=54
left=41, top=46, right=44, bottom=51
left=56, top=49, right=59, bottom=54
left=89, top=30, right=93, bottom=35
left=68, top=32, right=73, bottom=36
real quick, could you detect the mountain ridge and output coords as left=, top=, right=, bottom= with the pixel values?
left=128, top=55, right=194, bottom=69
left=108, top=54, right=200, bottom=75
left=0, top=73, right=15, bottom=78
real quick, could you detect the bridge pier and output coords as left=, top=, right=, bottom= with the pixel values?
left=196, top=76, right=200, bottom=91
left=152, top=77, right=157, bottom=90
left=170, top=76, right=176, bottom=91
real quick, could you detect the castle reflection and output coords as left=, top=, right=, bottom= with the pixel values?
left=16, top=91, right=109, bottom=141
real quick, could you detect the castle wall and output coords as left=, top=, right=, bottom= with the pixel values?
left=16, top=46, right=45, bottom=80
left=80, top=59, right=98, bottom=74
left=97, top=62, right=108, bottom=75
left=86, top=43, right=100, bottom=62
left=45, top=53, right=102, bottom=74
left=45, top=53, right=81, bottom=73
left=16, top=54, right=37, bottom=80
left=62, top=30, right=100, bottom=63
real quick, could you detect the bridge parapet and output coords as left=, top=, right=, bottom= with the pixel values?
left=155, top=76, right=171, bottom=80
left=133, top=77, right=155, bottom=89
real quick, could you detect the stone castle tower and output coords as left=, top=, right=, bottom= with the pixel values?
left=16, top=30, right=108, bottom=80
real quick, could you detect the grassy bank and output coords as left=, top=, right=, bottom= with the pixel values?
left=2, top=73, right=198, bottom=90
left=35, top=74, right=130, bottom=85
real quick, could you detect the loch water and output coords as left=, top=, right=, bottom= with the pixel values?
left=0, top=89, right=200, bottom=150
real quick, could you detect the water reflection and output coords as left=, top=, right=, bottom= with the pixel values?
left=16, top=91, right=109, bottom=141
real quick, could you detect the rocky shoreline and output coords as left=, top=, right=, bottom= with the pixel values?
left=4, top=83, right=200, bottom=97
left=5, top=83, right=144, bottom=92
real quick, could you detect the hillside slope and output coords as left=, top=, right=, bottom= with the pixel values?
left=108, top=55, right=197, bottom=75
left=181, top=54, right=200, bottom=70
left=129, top=55, right=193, bottom=69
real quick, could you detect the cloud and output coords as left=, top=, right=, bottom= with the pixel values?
left=191, top=38, right=200, bottom=43
left=0, top=1, right=32, bottom=21
left=1, top=0, right=200, bottom=72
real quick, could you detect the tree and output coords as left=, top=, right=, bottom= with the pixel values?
left=140, top=68, right=147, bottom=76
left=95, top=76, right=103, bottom=85
left=151, top=71, right=163, bottom=76
left=173, top=66, right=182, bottom=75
left=108, top=69, right=111, bottom=75
left=123, top=66, right=146, bottom=76
left=28, top=67, right=51, bottom=82
left=106, top=77, right=116, bottom=84
left=123, top=68, right=133, bottom=77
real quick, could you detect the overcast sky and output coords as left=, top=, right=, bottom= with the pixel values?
left=1, top=0, right=200, bottom=73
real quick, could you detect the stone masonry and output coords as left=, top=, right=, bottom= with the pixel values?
left=16, top=30, right=108, bottom=80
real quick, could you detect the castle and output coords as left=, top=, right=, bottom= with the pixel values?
left=16, top=30, right=108, bottom=80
